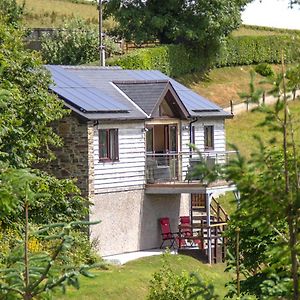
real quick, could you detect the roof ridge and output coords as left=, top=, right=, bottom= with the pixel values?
left=62, top=66, right=122, bottom=70
left=113, top=80, right=169, bottom=84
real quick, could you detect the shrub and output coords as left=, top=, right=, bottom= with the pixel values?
left=109, top=34, right=300, bottom=77
left=146, top=254, right=218, bottom=300
left=41, top=18, right=121, bottom=65
left=255, top=63, right=275, bottom=77
left=147, top=260, right=196, bottom=300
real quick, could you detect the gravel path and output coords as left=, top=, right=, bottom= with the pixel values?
left=223, top=90, right=300, bottom=115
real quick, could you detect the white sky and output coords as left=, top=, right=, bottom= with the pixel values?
left=242, top=0, right=300, bottom=29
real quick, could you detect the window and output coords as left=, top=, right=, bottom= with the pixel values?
left=99, top=129, right=119, bottom=161
left=204, top=126, right=214, bottom=150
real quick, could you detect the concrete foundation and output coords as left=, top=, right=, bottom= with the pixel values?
left=90, top=190, right=190, bottom=256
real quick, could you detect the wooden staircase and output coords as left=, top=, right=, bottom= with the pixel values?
left=190, top=194, right=229, bottom=263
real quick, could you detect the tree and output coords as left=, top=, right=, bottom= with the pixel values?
left=0, top=0, right=24, bottom=27
left=0, top=4, right=101, bottom=297
left=286, top=64, right=300, bottom=100
left=104, top=0, right=251, bottom=50
left=0, top=167, right=101, bottom=299
left=0, top=19, right=66, bottom=168
left=223, top=59, right=300, bottom=299
left=41, top=18, right=122, bottom=65
left=238, top=69, right=263, bottom=111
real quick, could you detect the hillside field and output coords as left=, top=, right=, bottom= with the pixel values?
left=17, top=0, right=116, bottom=29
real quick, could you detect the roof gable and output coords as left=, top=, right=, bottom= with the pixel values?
left=114, top=80, right=189, bottom=118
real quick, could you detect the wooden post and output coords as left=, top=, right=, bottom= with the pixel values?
left=236, top=227, right=240, bottom=298
left=230, top=100, right=233, bottom=115
left=206, top=193, right=212, bottom=264
left=24, top=197, right=30, bottom=300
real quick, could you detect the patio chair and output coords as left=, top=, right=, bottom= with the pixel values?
left=179, top=216, right=203, bottom=249
left=159, top=217, right=177, bottom=249
left=179, top=216, right=193, bottom=247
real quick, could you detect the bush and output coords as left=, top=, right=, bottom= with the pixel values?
left=255, top=63, right=275, bottom=77
left=41, top=18, right=121, bottom=65
left=147, top=254, right=218, bottom=300
left=0, top=225, right=20, bottom=267
left=147, top=259, right=196, bottom=300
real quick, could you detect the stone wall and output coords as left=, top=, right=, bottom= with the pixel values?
left=48, top=113, right=94, bottom=198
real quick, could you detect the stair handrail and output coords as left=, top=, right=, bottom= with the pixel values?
left=210, top=197, right=229, bottom=222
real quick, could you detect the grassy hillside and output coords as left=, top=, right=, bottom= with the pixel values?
left=17, top=0, right=116, bottom=29
left=226, top=99, right=300, bottom=158
left=57, top=255, right=232, bottom=300
left=232, top=24, right=300, bottom=37
left=177, top=65, right=283, bottom=108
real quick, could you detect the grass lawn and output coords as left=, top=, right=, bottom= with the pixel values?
left=57, top=255, right=232, bottom=300
left=226, top=98, right=300, bottom=158
left=177, top=65, right=283, bottom=108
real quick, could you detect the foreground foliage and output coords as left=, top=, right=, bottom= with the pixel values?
left=0, top=2, right=100, bottom=298
left=224, top=63, right=300, bottom=299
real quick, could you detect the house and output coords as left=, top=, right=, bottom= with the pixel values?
left=46, top=65, right=236, bottom=264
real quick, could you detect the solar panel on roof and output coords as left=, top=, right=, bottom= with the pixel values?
left=46, top=65, right=94, bottom=88
left=47, top=66, right=230, bottom=118
left=47, top=65, right=130, bottom=113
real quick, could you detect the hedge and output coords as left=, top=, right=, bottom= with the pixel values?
left=108, top=34, right=300, bottom=77
left=216, top=35, right=300, bottom=67
left=109, top=44, right=206, bottom=77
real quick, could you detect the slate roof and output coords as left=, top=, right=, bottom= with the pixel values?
left=45, top=65, right=232, bottom=120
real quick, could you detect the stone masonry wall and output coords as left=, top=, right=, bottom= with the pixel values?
left=48, top=113, right=94, bottom=198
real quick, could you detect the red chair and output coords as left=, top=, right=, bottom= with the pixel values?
left=179, top=216, right=203, bottom=249
left=159, top=217, right=177, bottom=249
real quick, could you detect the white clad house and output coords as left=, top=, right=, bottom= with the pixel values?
left=46, top=65, right=235, bottom=264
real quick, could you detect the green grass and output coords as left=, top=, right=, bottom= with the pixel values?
left=17, top=0, right=116, bottom=29
left=225, top=99, right=300, bottom=158
left=177, top=65, right=283, bottom=108
left=233, top=24, right=300, bottom=37
left=57, top=255, right=233, bottom=300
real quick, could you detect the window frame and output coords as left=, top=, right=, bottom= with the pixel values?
left=204, top=125, right=214, bottom=150
left=98, top=128, right=119, bottom=162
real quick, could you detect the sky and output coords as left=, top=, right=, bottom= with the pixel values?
left=242, top=0, right=300, bottom=29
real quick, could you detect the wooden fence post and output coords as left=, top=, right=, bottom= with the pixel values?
left=236, top=227, right=240, bottom=298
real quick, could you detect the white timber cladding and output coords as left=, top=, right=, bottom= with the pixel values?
left=93, top=121, right=146, bottom=194
left=181, top=118, right=226, bottom=178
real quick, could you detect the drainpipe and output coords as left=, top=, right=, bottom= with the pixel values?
left=189, top=118, right=198, bottom=159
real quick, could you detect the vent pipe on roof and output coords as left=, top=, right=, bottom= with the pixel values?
left=98, top=0, right=106, bottom=67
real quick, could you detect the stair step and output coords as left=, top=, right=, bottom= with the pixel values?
left=191, top=207, right=206, bottom=212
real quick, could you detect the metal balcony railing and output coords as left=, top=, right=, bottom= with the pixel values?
left=146, top=151, right=237, bottom=184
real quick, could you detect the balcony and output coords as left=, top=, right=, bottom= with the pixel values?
left=145, top=151, right=237, bottom=194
